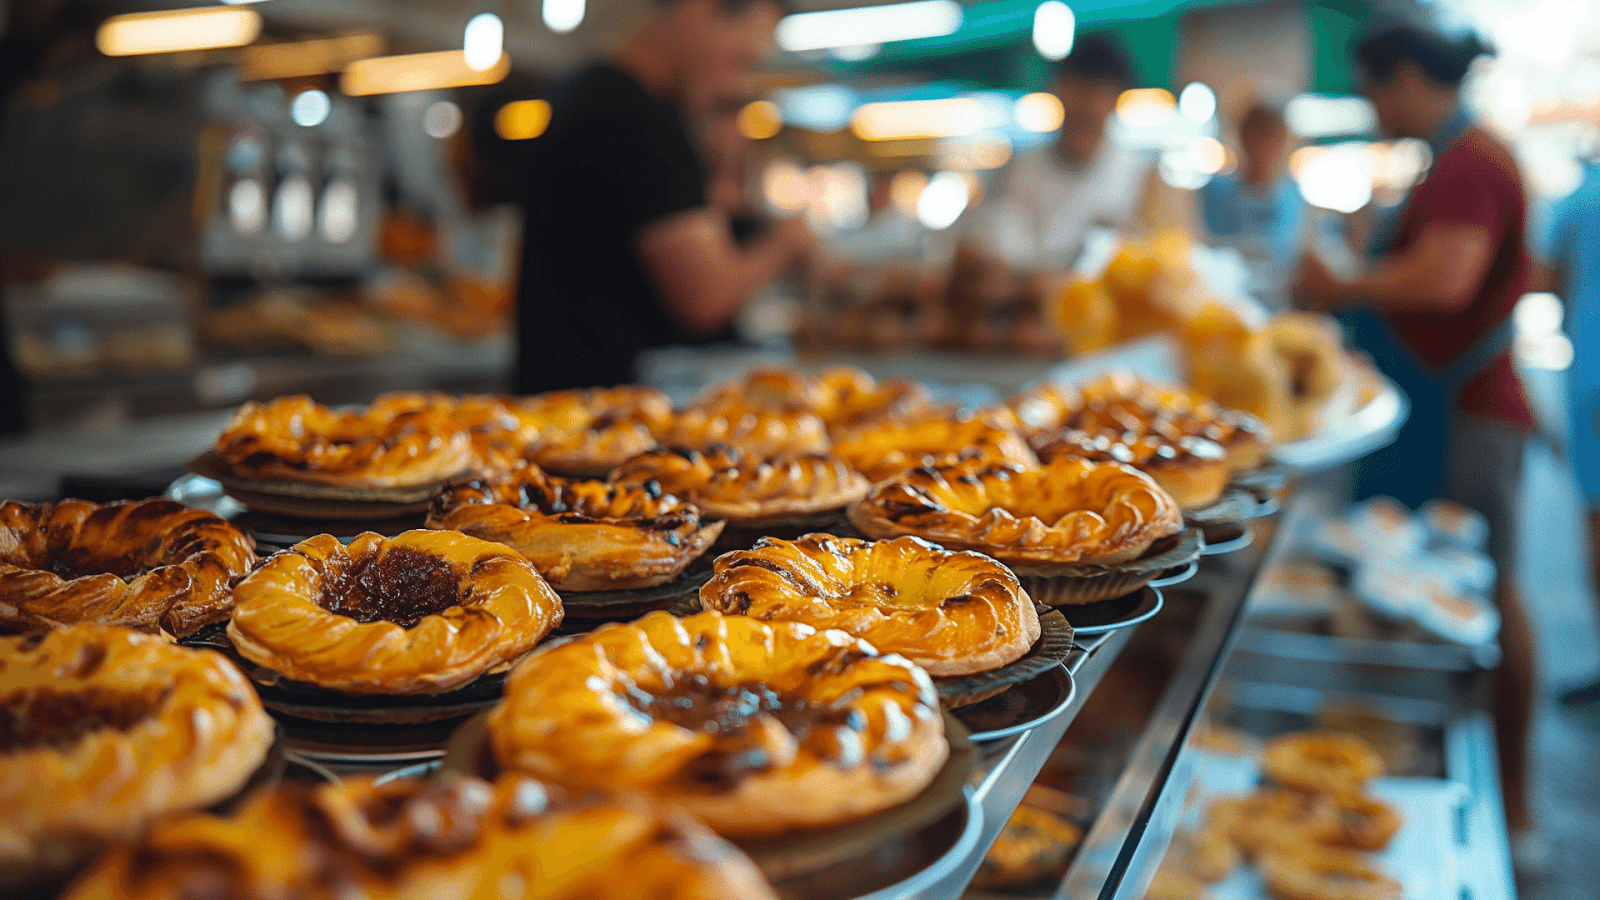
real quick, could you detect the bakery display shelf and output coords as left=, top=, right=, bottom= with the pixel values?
left=1272, top=374, right=1409, bottom=475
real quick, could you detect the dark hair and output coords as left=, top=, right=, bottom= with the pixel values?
left=1054, top=33, right=1136, bottom=90
left=1355, top=18, right=1493, bottom=87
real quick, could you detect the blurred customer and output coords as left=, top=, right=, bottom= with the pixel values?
left=1200, top=100, right=1304, bottom=309
left=961, top=33, right=1193, bottom=271
left=1533, top=155, right=1600, bottom=706
left=511, top=0, right=811, bottom=392
left=1294, top=19, right=1538, bottom=846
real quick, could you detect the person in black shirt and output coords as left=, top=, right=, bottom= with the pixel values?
left=512, top=0, right=810, bottom=392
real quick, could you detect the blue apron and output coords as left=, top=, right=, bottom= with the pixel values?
left=1342, top=107, right=1514, bottom=507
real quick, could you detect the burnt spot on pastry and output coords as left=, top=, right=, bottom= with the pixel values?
left=319, top=546, right=462, bottom=629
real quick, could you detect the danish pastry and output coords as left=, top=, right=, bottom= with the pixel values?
left=610, top=444, right=869, bottom=526
left=700, top=534, right=1040, bottom=676
left=64, top=772, right=778, bottom=900
left=1258, top=845, right=1402, bottom=900
left=1261, top=731, right=1384, bottom=800
left=1, top=626, right=274, bottom=877
left=1205, top=789, right=1343, bottom=858
left=1030, top=428, right=1231, bottom=511
left=655, top=403, right=831, bottom=459
left=0, top=498, right=256, bottom=637
left=488, top=610, right=948, bottom=837
left=228, top=530, right=562, bottom=694
left=832, top=415, right=1037, bottom=483
left=214, top=394, right=472, bottom=489
left=427, top=464, right=723, bottom=592
left=517, top=386, right=672, bottom=476
left=848, top=456, right=1182, bottom=568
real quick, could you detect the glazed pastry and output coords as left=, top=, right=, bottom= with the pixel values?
left=848, top=456, right=1182, bottom=568
left=0, top=498, right=256, bottom=637
left=488, top=610, right=948, bottom=837
left=517, top=386, right=672, bottom=476
left=1205, top=789, right=1343, bottom=858
left=1162, top=825, right=1241, bottom=883
left=1260, top=731, right=1384, bottom=800
left=610, top=445, right=870, bottom=526
left=1265, top=312, right=1347, bottom=442
left=814, top=366, right=930, bottom=428
left=832, top=415, right=1038, bottom=483
left=973, top=804, right=1084, bottom=889
left=1329, top=793, right=1403, bottom=852
left=427, top=464, right=723, bottom=591
left=700, top=534, right=1040, bottom=677
left=654, top=403, right=831, bottom=459
left=1031, top=428, right=1231, bottom=510
left=1258, top=845, right=1402, bottom=900
left=228, top=530, right=562, bottom=694
left=1, top=626, right=274, bottom=878
left=63, top=773, right=778, bottom=900
left=214, top=394, right=473, bottom=489
left=692, top=366, right=833, bottom=414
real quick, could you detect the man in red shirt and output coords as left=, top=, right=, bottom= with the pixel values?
left=1296, top=20, right=1538, bottom=849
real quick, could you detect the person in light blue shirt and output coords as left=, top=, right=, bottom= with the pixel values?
left=1200, top=102, right=1305, bottom=309
left=1536, top=158, right=1600, bottom=706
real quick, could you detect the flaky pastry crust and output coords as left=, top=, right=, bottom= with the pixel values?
left=214, top=394, right=472, bottom=489
left=0, top=626, right=274, bottom=875
left=832, top=415, right=1038, bottom=483
left=1030, top=428, right=1231, bottom=511
left=228, top=530, right=562, bottom=694
left=427, top=465, right=723, bottom=591
left=64, top=773, right=777, bottom=900
left=488, top=610, right=948, bottom=837
left=701, top=534, right=1040, bottom=676
left=0, top=499, right=256, bottom=637
left=848, top=456, right=1182, bottom=567
left=610, top=444, right=870, bottom=525
left=515, top=386, right=672, bottom=475
left=654, top=403, right=832, bottom=459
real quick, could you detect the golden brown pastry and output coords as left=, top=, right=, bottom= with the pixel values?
left=813, top=366, right=931, bottom=428
left=516, top=386, right=672, bottom=476
left=214, top=394, right=473, bottom=489
left=1031, top=428, right=1231, bottom=511
left=700, top=534, right=1040, bottom=677
left=0, top=498, right=256, bottom=637
left=1142, top=866, right=1213, bottom=900
left=1258, top=845, right=1402, bottom=900
left=228, top=530, right=562, bottom=694
left=1162, top=825, right=1241, bottom=883
left=693, top=366, right=833, bottom=413
left=1265, top=312, right=1348, bottom=441
left=1205, top=789, right=1343, bottom=859
left=488, top=610, right=948, bottom=837
left=654, top=403, right=831, bottom=459
left=973, top=803, right=1084, bottom=889
left=1, top=626, right=275, bottom=878
left=848, top=455, right=1183, bottom=568
left=63, top=773, right=778, bottom=900
left=427, top=464, right=723, bottom=591
left=1261, top=731, right=1385, bottom=800
left=831, top=414, right=1038, bottom=483
left=1329, top=793, right=1403, bottom=852
left=610, top=444, right=870, bottom=526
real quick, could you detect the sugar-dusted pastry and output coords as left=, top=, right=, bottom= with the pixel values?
left=610, top=444, right=869, bottom=526
left=700, top=534, right=1039, bottom=676
left=228, top=529, right=562, bottom=694
left=427, top=464, right=723, bottom=592
left=1, top=626, right=274, bottom=879
left=0, top=498, right=256, bottom=637
left=488, top=610, right=948, bottom=837
left=848, top=455, right=1182, bottom=568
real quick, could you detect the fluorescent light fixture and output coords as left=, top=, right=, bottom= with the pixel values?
left=463, top=14, right=503, bottom=71
left=495, top=99, right=552, bottom=140
left=1178, top=82, right=1216, bottom=123
left=238, top=33, right=384, bottom=81
left=1032, top=1, right=1075, bottom=61
left=96, top=6, right=261, bottom=57
left=544, top=0, right=586, bottom=34
left=852, top=97, right=985, bottom=141
left=777, top=0, right=962, bottom=54
left=1286, top=93, right=1377, bottom=138
left=290, top=89, right=331, bottom=127
left=341, top=50, right=509, bottom=96
left=1014, top=91, right=1064, bottom=132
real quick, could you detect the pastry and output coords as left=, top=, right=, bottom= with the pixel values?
left=1031, top=428, right=1232, bottom=511
left=1261, top=731, right=1384, bottom=800
left=1162, top=825, right=1241, bottom=883
left=214, top=394, right=473, bottom=489
left=814, top=366, right=930, bottom=428
left=517, top=386, right=672, bottom=476
left=973, top=803, right=1084, bottom=889
left=700, top=533, right=1040, bottom=677
left=1329, top=793, right=1403, bottom=852
left=1, top=626, right=274, bottom=878
left=1205, top=789, right=1343, bottom=858
left=832, top=414, right=1037, bottom=483
left=488, top=610, right=948, bottom=837
left=654, top=403, right=831, bottom=459
left=427, top=464, right=723, bottom=592
left=63, top=772, right=777, bottom=900
left=0, top=498, right=256, bottom=637
left=610, top=444, right=870, bottom=527
left=1258, top=845, right=1402, bottom=900
left=1265, top=312, right=1347, bottom=441
left=848, top=455, right=1183, bottom=568
left=228, top=529, right=562, bottom=694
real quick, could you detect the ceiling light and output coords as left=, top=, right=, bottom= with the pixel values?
left=777, top=0, right=962, bottom=54
left=96, top=6, right=261, bottom=57
left=463, top=13, right=503, bottom=71
left=544, top=0, right=585, bottom=34
left=852, top=97, right=985, bottom=141
left=1032, top=1, right=1075, bottom=61
left=341, top=50, right=509, bottom=96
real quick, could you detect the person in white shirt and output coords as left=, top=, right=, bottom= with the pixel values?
left=961, top=33, right=1193, bottom=270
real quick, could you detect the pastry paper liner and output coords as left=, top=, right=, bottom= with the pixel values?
left=442, top=709, right=977, bottom=881
left=186, top=451, right=452, bottom=520
left=1011, top=526, right=1204, bottom=606
left=934, top=608, right=1074, bottom=709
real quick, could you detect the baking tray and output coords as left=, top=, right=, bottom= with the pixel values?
left=1058, top=586, right=1164, bottom=636
left=185, top=451, right=450, bottom=520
